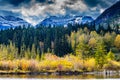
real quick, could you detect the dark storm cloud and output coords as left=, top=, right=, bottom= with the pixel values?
left=36, top=0, right=55, bottom=4
left=36, top=0, right=46, bottom=3
left=8, top=0, right=27, bottom=6
left=0, top=0, right=30, bottom=6
left=0, top=0, right=55, bottom=6
left=64, top=0, right=78, bottom=5
left=83, top=0, right=117, bottom=8
left=83, top=0, right=99, bottom=7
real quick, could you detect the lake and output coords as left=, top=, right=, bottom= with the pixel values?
left=0, top=74, right=120, bottom=80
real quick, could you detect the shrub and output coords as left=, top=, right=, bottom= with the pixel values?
left=64, top=55, right=83, bottom=71
left=50, top=60, right=59, bottom=70
left=8, top=60, right=18, bottom=70
left=18, top=59, right=29, bottom=71
left=57, top=59, right=73, bottom=71
left=39, top=60, right=52, bottom=71
left=28, top=60, right=38, bottom=71
left=0, top=61, right=10, bottom=70
left=44, top=53, right=59, bottom=60
left=84, top=58, right=96, bottom=71
left=103, top=60, right=120, bottom=70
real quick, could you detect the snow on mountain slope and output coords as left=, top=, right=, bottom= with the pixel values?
left=0, top=16, right=31, bottom=30
left=37, top=15, right=93, bottom=27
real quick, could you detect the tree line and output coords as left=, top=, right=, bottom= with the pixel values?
left=0, top=23, right=120, bottom=61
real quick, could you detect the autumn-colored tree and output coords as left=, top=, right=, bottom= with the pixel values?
left=69, top=31, right=77, bottom=54
left=31, top=44, right=36, bottom=59
left=90, top=31, right=98, bottom=38
left=76, top=34, right=91, bottom=59
left=104, top=32, right=114, bottom=49
left=8, top=42, right=18, bottom=60
left=107, top=50, right=115, bottom=60
left=95, top=42, right=107, bottom=69
left=76, top=42, right=90, bottom=59
left=88, top=38, right=97, bottom=48
left=114, top=35, right=120, bottom=49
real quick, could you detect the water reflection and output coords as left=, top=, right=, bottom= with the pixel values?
left=0, top=74, right=119, bottom=79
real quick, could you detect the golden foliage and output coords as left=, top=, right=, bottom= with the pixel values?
left=104, top=60, right=120, bottom=70
left=114, top=35, right=120, bottom=49
left=0, top=53, right=119, bottom=72
left=84, top=58, right=96, bottom=71
left=88, top=38, right=97, bottom=48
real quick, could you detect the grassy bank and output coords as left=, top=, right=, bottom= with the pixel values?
left=0, top=53, right=119, bottom=74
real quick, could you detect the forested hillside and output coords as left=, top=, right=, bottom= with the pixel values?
left=0, top=23, right=92, bottom=57
left=0, top=21, right=120, bottom=72
left=0, top=23, right=120, bottom=59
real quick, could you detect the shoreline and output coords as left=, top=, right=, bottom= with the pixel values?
left=0, top=71, right=83, bottom=75
left=0, top=70, right=119, bottom=75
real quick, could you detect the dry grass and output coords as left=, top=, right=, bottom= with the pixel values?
left=0, top=53, right=119, bottom=72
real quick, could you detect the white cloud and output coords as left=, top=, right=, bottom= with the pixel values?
left=9, top=0, right=118, bottom=26
left=65, top=0, right=87, bottom=11
left=11, top=0, right=88, bottom=25
left=91, top=7, right=97, bottom=11
left=23, top=16, right=43, bottom=26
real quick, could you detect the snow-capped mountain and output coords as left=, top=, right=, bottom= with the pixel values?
left=37, top=15, right=93, bottom=27
left=95, top=1, right=120, bottom=31
left=0, top=15, right=31, bottom=30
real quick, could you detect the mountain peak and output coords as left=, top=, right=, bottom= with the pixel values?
left=96, top=1, right=120, bottom=24
left=0, top=15, right=31, bottom=30
left=95, top=1, right=120, bottom=31
left=37, top=15, right=93, bottom=27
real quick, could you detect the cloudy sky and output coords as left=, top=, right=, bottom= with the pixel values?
left=0, top=0, right=119, bottom=25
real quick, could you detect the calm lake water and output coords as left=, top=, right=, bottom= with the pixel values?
left=0, top=74, right=120, bottom=79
